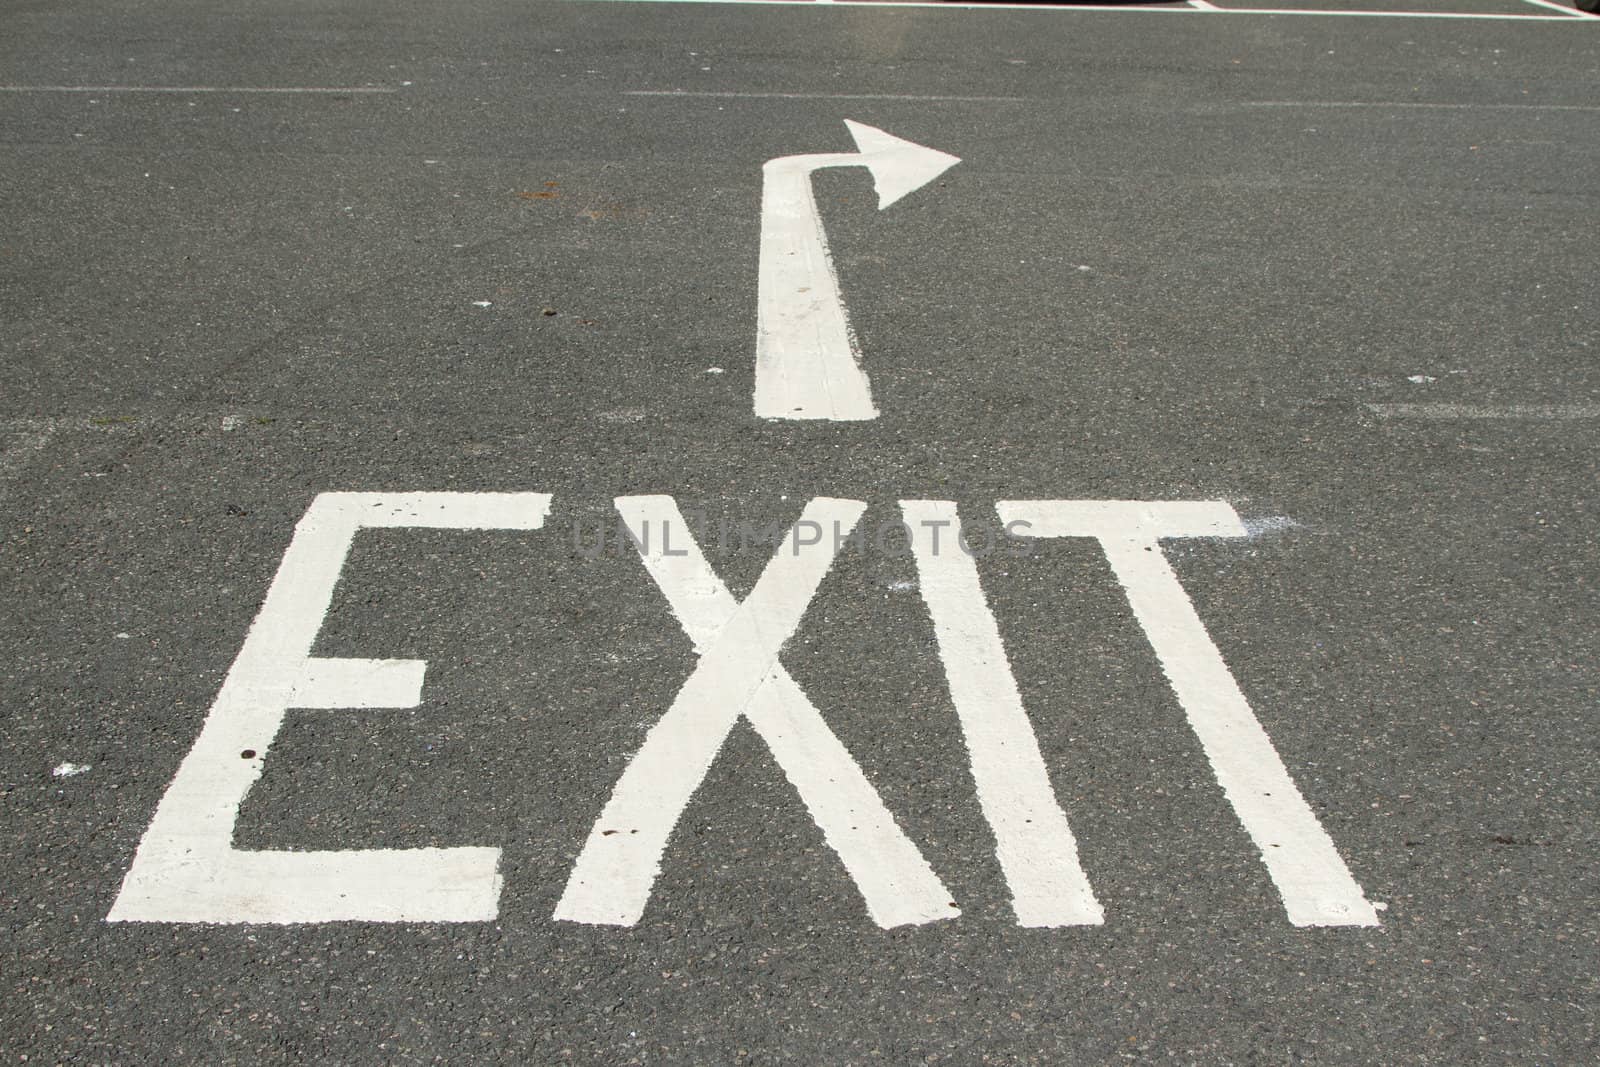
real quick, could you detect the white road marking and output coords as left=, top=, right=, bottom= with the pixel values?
left=1368, top=402, right=1600, bottom=419
left=755, top=120, right=959, bottom=422
left=624, top=91, right=1026, bottom=102
left=99, top=490, right=1390, bottom=928
left=1248, top=101, right=1600, bottom=112
left=1520, top=0, right=1599, bottom=17
left=593, top=0, right=1580, bottom=20
left=1189, top=0, right=1220, bottom=9
left=557, top=496, right=956, bottom=928
left=291, top=657, right=430, bottom=709
left=1207, top=6, right=1575, bottom=17
left=107, top=492, right=552, bottom=924
left=0, top=85, right=397, bottom=94
left=997, top=501, right=1378, bottom=928
left=52, top=762, right=92, bottom=779
left=903, top=501, right=1103, bottom=927
left=635, top=92, right=1600, bottom=112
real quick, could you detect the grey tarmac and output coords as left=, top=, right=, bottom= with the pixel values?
left=2, top=0, right=1598, bottom=1062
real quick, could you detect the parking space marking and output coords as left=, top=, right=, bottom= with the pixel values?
left=1248, top=100, right=1600, bottom=111
left=1193, top=5, right=1583, bottom=16
left=592, top=0, right=1591, bottom=21
left=624, top=91, right=1026, bottom=103
left=1368, top=403, right=1600, bottom=420
left=0, top=85, right=398, bottom=94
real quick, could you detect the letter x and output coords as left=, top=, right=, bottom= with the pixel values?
left=555, top=496, right=956, bottom=928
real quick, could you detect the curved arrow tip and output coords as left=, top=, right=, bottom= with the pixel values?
left=843, top=119, right=961, bottom=211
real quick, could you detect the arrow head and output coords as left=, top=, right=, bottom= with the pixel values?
left=843, top=119, right=961, bottom=211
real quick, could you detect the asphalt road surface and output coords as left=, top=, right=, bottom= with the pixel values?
left=4, top=0, right=1599, bottom=1061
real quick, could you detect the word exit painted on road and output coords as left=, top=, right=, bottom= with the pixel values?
left=108, top=493, right=1378, bottom=930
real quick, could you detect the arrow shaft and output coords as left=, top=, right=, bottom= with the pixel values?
left=754, top=154, right=878, bottom=422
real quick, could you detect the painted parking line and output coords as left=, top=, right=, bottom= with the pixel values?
left=623, top=91, right=1026, bottom=103
left=1207, top=0, right=1573, bottom=13
left=1368, top=403, right=1600, bottom=419
left=585, top=0, right=1595, bottom=21
left=1247, top=100, right=1600, bottom=112
left=0, top=85, right=399, bottom=94
left=1520, top=0, right=1598, bottom=14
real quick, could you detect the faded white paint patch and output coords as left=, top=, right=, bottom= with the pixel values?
left=1241, top=515, right=1303, bottom=538
left=52, top=762, right=92, bottom=778
left=624, top=90, right=1025, bottom=103
left=0, top=85, right=399, bottom=94
left=587, top=0, right=1578, bottom=21
left=1368, top=403, right=1600, bottom=420
left=0, top=420, right=58, bottom=483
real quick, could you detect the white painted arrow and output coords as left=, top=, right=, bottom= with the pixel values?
left=754, top=120, right=960, bottom=422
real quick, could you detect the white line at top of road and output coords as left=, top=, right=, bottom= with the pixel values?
left=1521, top=0, right=1600, bottom=17
left=0, top=85, right=397, bottom=94
left=1368, top=403, right=1600, bottom=419
left=1249, top=100, right=1600, bottom=111
left=624, top=90, right=1026, bottom=102
left=589, top=0, right=1591, bottom=21
left=628, top=94, right=1600, bottom=110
